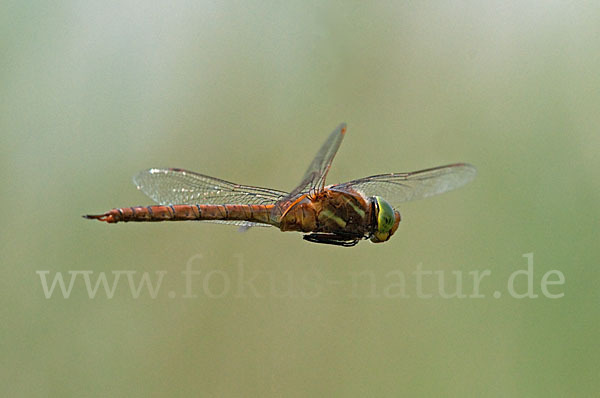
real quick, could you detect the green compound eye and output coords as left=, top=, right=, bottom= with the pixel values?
left=375, top=196, right=395, bottom=234
left=371, top=196, right=398, bottom=243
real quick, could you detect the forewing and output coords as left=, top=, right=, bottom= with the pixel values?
left=286, top=123, right=347, bottom=197
left=332, top=163, right=476, bottom=207
left=133, top=168, right=288, bottom=206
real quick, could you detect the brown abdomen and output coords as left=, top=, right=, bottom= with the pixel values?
left=84, top=204, right=275, bottom=225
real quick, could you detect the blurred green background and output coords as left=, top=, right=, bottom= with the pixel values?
left=2, top=1, right=599, bottom=396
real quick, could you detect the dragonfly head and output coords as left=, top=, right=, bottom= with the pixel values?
left=370, top=196, right=401, bottom=243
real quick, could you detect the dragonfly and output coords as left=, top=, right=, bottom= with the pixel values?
left=85, top=123, right=476, bottom=247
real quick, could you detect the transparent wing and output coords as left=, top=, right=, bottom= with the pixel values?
left=286, top=123, right=347, bottom=198
left=332, top=163, right=476, bottom=207
left=133, top=168, right=288, bottom=206
left=204, top=220, right=271, bottom=228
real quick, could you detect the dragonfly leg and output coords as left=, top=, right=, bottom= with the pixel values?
left=303, top=233, right=360, bottom=247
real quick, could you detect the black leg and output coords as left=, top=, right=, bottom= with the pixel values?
left=303, top=233, right=360, bottom=247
